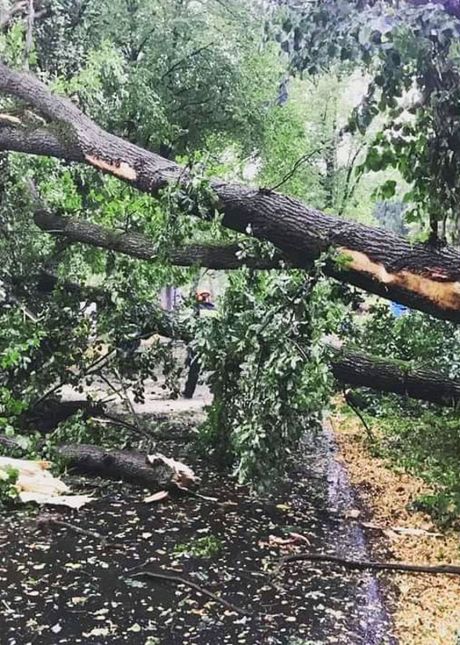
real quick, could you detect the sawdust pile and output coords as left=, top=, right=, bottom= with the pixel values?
left=331, top=414, right=460, bottom=645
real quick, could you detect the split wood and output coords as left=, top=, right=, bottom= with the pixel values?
left=130, top=570, right=253, bottom=617
left=279, top=553, right=460, bottom=576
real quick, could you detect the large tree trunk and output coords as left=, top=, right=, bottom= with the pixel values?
left=2, top=64, right=460, bottom=322
left=33, top=211, right=285, bottom=269
left=0, top=436, right=195, bottom=490
left=57, top=444, right=193, bottom=490
left=330, top=347, right=460, bottom=406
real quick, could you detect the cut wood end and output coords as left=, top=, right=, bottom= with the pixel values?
left=0, top=113, right=22, bottom=125
left=340, top=248, right=460, bottom=311
left=85, top=155, right=137, bottom=181
left=147, top=453, right=197, bottom=488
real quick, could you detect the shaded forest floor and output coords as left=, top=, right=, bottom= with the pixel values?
left=333, top=412, right=460, bottom=644
left=0, top=408, right=393, bottom=645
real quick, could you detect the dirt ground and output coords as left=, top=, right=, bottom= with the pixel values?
left=332, top=413, right=460, bottom=645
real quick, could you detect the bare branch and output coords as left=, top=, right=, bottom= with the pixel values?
left=32, top=208, right=286, bottom=269
left=24, top=0, right=34, bottom=68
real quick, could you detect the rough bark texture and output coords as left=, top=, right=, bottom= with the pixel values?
left=1, top=64, right=460, bottom=321
left=34, top=210, right=285, bottom=269
left=57, top=444, right=182, bottom=489
left=0, top=435, right=192, bottom=490
left=331, top=348, right=460, bottom=406
left=21, top=399, right=106, bottom=433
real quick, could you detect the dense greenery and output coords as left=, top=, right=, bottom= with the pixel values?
left=0, top=0, right=286, bottom=445
left=277, top=0, right=460, bottom=241
left=195, top=265, right=343, bottom=484
left=0, top=0, right=459, bottom=514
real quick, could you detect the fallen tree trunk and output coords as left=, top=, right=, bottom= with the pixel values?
left=57, top=444, right=192, bottom=490
left=21, top=398, right=107, bottom=433
left=33, top=210, right=285, bottom=270
left=0, top=435, right=194, bottom=490
left=330, top=347, right=460, bottom=407
left=2, top=64, right=460, bottom=321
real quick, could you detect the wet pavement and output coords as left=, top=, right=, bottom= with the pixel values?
left=0, top=420, right=395, bottom=644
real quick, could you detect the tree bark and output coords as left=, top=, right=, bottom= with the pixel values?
left=20, top=398, right=107, bottom=433
left=0, top=436, right=193, bottom=490
left=33, top=209, right=285, bottom=269
left=1, top=64, right=460, bottom=321
left=331, top=347, right=460, bottom=407
left=57, top=444, right=189, bottom=490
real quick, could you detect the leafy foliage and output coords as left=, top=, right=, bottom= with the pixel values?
left=374, top=407, right=460, bottom=527
left=275, top=0, right=460, bottom=240
left=0, top=463, right=19, bottom=506
left=0, top=0, right=286, bottom=450
left=343, top=303, right=460, bottom=523
left=358, top=303, right=460, bottom=377
left=174, top=535, right=222, bottom=558
left=0, top=0, right=459, bottom=508
left=34, top=0, right=282, bottom=157
left=194, top=263, right=344, bottom=486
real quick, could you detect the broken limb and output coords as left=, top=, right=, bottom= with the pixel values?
left=33, top=209, right=285, bottom=269
left=330, top=346, right=460, bottom=407
left=342, top=387, right=376, bottom=442
left=129, top=570, right=254, bottom=617
left=0, top=434, right=197, bottom=498
left=57, top=444, right=197, bottom=491
left=3, top=63, right=460, bottom=321
left=279, top=553, right=460, bottom=576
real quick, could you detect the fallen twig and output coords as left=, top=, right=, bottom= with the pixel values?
left=175, top=486, right=218, bottom=503
left=130, top=570, right=254, bottom=617
left=279, top=552, right=460, bottom=576
left=342, top=387, right=375, bottom=443
left=37, top=514, right=123, bottom=549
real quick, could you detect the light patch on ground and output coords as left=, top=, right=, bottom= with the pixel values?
left=331, top=412, right=460, bottom=645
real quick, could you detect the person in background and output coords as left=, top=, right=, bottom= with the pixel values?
left=196, top=291, right=215, bottom=311
left=183, top=291, right=216, bottom=398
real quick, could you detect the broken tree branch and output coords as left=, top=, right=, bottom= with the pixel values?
left=24, top=0, right=34, bottom=68
left=2, top=63, right=460, bottom=321
left=330, top=345, right=460, bottom=407
left=279, top=552, right=460, bottom=576
left=129, top=570, right=254, bottom=617
left=57, top=443, right=192, bottom=491
left=33, top=209, right=285, bottom=270
left=342, top=386, right=375, bottom=442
